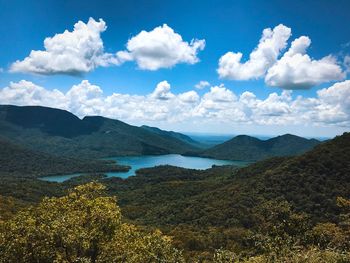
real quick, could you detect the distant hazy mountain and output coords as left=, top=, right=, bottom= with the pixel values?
left=0, top=105, right=199, bottom=158
left=141, top=125, right=204, bottom=148
left=182, top=133, right=236, bottom=148
left=189, top=134, right=320, bottom=161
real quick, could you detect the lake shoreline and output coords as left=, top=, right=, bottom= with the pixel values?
left=40, top=154, right=251, bottom=183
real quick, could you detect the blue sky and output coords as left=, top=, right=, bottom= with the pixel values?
left=0, top=0, right=349, bottom=137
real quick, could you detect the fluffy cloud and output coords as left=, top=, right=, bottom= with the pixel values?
left=315, top=80, right=350, bottom=125
left=203, top=85, right=236, bottom=103
left=0, top=80, right=66, bottom=108
left=116, top=24, right=205, bottom=70
left=10, top=18, right=119, bottom=75
left=178, top=91, right=199, bottom=103
left=10, top=21, right=204, bottom=74
left=217, top=24, right=291, bottom=80
left=150, top=81, right=174, bottom=100
left=195, top=81, right=210, bottom=89
left=0, top=80, right=349, bottom=128
left=265, top=36, right=345, bottom=89
left=218, top=24, right=346, bottom=90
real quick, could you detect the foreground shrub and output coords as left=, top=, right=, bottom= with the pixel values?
left=0, top=182, right=183, bottom=263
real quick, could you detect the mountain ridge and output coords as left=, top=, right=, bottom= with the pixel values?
left=188, top=133, right=321, bottom=161
left=141, top=125, right=204, bottom=148
left=0, top=105, right=199, bottom=158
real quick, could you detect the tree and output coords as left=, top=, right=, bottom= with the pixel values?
left=0, top=182, right=183, bottom=263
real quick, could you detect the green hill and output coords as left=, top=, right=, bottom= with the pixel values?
left=0, top=137, right=129, bottom=178
left=0, top=131, right=349, bottom=260
left=98, top=132, right=349, bottom=256
left=114, top=133, right=348, bottom=226
left=0, top=105, right=199, bottom=158
left=192, top=134, right=320, bottom=161
left=141, top=125, right=205, bottom=148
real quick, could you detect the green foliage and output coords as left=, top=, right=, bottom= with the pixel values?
left=141, top=125, right=205, bottom=149
left=0, top=137, right=129, bottom=178
left=0, top=105, right=199, bottom=158
left=194, top=134, right=320, bottom=161
left=248, top=201, right=310, bottom=256
left=237, top=248, right=350, bottom=263
left=0, top=130, right=349, bottom=261
left=0, top=182, right=183, bottom=263
left=0, top=195, right=25, bottom=222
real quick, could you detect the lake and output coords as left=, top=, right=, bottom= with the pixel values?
left=40, top=154, right=250, bottom=182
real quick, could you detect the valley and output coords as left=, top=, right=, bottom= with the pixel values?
left=2, top=4, right=349, bottom=261
left=0, top=104, right=349, bottom=261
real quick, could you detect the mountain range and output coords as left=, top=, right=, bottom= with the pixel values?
left=0, top=105, right=320, bottom=161
left=103, top=132, right=350, bottom=255
left=0, top=105, right=199, bottom=158
left=187, top=134, right=320, bottom=161
left=0, top=104, right=348, bottom=259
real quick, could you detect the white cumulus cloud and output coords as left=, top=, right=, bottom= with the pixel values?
left=116, top=24, right=205, bottom=70
left=265, top=36, right=345, bottom=89
left=10, top=18, right=119, bottom=75
left=217, top=24, right=291, bottom=80
left=195, top=80, right=210, bottom=89
left=0, top=80, right=66, bottom=108
left=178, top=91, right=199, bottom=103
left=218, top=24, right=346, bottom=90
left=150, top=80, right=175, bottom=100
left=0, top=80, right=349, bottom=128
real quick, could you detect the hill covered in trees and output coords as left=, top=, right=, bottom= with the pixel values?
left=141, top=125, right=205, bottom=148
left=188, top=134, right=320, bottom=161
left=0, top=137, right=129, bottom=178
left=0, top=182, right=184, bottom=263
left=0, top=132, right=349, bottom=261
left=0, top=105, right=200, bottom=158
left=102, top=132, right=350, bottom=259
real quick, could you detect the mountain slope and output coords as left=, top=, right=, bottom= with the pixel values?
left=0, top=105, right=199, bottom=158
left=194, top=134, right=320, bottom=161
left=0, top=105, right=98, bottom=137
left=0, top=131, right=348, bottom=258
left=141, top=125, right=205, bottom=148
left=0, top=137, right=128, bottom=178
left=107, top=132, right=349, bottom=228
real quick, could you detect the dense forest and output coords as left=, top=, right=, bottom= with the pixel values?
left=0, top=137, right=129, bottom=178
left=187, top=134, right=320, bottom=161
left=0, top=105, right=321, bottom=160
left=0, top=132, right=349, bottom=261
left=0, top=105, right=200, bottom=158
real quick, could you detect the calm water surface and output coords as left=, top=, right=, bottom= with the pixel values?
left=40, top=154, right=250, bottom=182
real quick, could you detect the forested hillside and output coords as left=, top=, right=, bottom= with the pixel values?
left=0, top=133, right=349, bottom=261
left=0, top=137, right=129, bottom=178
left=0, top=105, right=199, bottom=158
left=141, top=125, right=205, bottom=148
left=191, top=134, right=320, bottom=161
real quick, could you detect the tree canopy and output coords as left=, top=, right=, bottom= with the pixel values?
left=0, top=182, right=184, bottom=263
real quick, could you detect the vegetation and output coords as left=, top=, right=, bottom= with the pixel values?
left=0, top=105, right=200, bottom=158
left=141, top=125, right=206, bottom=148
left=0, top=103, right=349, bottom=262
left=0, top=182, right=184, bottom=262
left=103, top=133, right=350, bottom=259
left=0, top=137, right=129, bottom=178
left=188, top=134, right=320, bottom=161
left=0, top=182, right=349, bottom=262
